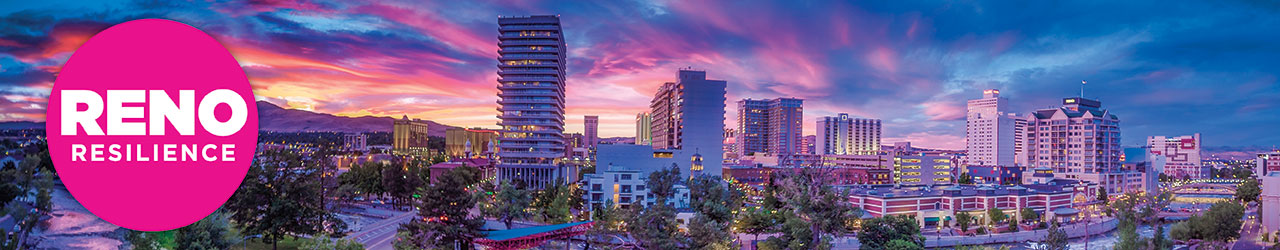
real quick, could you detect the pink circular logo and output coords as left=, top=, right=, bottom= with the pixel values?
left=45, top=19, right=258, bottom=231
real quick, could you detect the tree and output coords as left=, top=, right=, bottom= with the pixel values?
left=687, top=175, right=742, bottom=249
left=1169, top=201, right=1245, bottom=244
left=884, top=239, right=925, bottom=250
left=985, top=208, right=1007, bottom=226
left=956, top=211, right=973, bottom=232
left=737, top=207, right=776, bottom=244
left=1150, top=223, right=1172, bottom=250
left=1236, top=178, right=1261, bottom=204
left=958, top=172, right=973, bottom=185
left=175, top=209, right=237, bottom=250
left=299, top=234, right=364, bottom=250
left=1097, top=187, right=1109, bottom=205
left=531, top=181, right=574, bottom=224
left=1020, top=208, right=1039, bottom=224
left=394, top=166, right=484, bottom=249
left=225, top=150, right=336, bottom=250
left=339, top=161, right=386, bottom=201
left=773, top=167, right=857, bottom=249
left=627, top=166, right=684, bottom=249
left=857, top=215, right=924, bottom=249
left=1043, top=221, right=1068, bottom=250
left=482, top=181, right=532, bottom=229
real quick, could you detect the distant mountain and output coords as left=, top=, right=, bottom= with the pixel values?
left=1203, top=145, right=1278, bottom=160
left=0, top=102, right=459, bottom=137
left=256, top=101, right=456, bottom=137
left=0, top=121, right=42, bottom=130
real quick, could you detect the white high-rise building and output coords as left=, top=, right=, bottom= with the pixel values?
left=635, top=112, right=651, bottom=145
left=1025, top=97, right=1137, bottom=196
left=966, top=89, right=1017, bottom=166
left=816, top=113, right=881, bottom=155
left=1146, top=133, right=1203, bottom=179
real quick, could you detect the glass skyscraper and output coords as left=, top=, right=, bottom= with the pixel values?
left=496, top=15, right=568, bottom=188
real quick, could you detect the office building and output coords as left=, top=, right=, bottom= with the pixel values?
left=816, top=113, right=881, bottom=155
left=342, top=133, right=367, bottom=152
left=894, top=155, right=955, bottom=186
left=392, top=115, right=431, bottom=155
left=1024, top=97, right=1132, bottom=196
left=735, top=98, right=803, bottom=156
left=1261, top=172, right=1279, bottom=234
left=496, top=15, right=570, bottom=188
left=1259, top=151, right=1280, bottom=177
left=801, top=135, right=816, bottom=154
left=598, top=69, right=726, bottom=178
left=1146, top=133, right=1204, bottom=179
left=445, top=127, right=500, bottom=158
left=966, top=89, right=1017, bottom=166
left=584, top=115, right=599, bottom=149
left=635, top=112, right=651, bottom=145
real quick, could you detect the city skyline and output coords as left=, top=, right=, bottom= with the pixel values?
left=1, top=1, right=1279, bottom=149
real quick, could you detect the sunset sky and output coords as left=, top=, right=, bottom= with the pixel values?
left=2, top=0, right=1278, bottom=149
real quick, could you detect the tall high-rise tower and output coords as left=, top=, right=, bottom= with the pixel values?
left=735, top=98, right=803, bottom=157
left=966, top=89, right=1016, bottom=166
left=1025, top=96, right=1128, bottom=194
left=816, top=113, right=881, bottom=155
left=635, top=112, right=652, bottom=145
left=584, top=115, right=598, bottom=149
left=496, top=15, right=568, bottom=188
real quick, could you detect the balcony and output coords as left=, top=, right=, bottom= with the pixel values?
left=499, top=76, right=562, bottom=82
left=499, top=40, right=560, bottom=46
left=499, top=54, right=560, bottom=61
left=500, top=47, right=559, bottom=53
left=499, top=25, right=560, bottom=31
left=497, top=113, right=564, bottom=120
left=497, top=98, right=561, bottom=106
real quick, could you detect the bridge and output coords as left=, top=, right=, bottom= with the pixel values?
left=1165, top=179, right=1242, bottom=194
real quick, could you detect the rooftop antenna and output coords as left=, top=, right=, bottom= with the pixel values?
left=1080, top=80, right=1087, bottom=99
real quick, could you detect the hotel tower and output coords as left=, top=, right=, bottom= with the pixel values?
left=496, top=15, right=569, bottom=188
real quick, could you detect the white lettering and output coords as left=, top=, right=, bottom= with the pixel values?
left=106, top=90, right=146, bottom=135
left=198, top=89, right=247, bottom=136
left=61, top=90, right=105, bottom=136
left=148, top=90, right=195, bottom=135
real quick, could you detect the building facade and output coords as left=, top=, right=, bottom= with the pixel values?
left=847, top=178, right=1098, bottom=229
left=343, top=133, right=367, bottom=152
left=894, top=155, right=956, bottom=186
left=816, top=113, right=882, bottom=155
left=966, top=89, right=1017, bottom=166
left=1261, top=172, right=1279, bottom=235
left=1024, top=97, right=1130, bottom=196
left=597, top=69, right=726, bottom=178
left=445, top=127, right=499, bottom=158
left=583, top=165, right=691, bottom=210
left=735, top=98, right=803, bottom=157
left=965, top=165, right=1025, bottom=186
left=496, top=15, right=570, bottom=188
left=1146, top=133, right=1204, bottom=179
left=1259, top=151, right=1280, bottom=177
left=392, top=115, right=431, bottom=155
left=635, top=112, right=651, bottom=145
left=584, top=115, right=599, bottom=149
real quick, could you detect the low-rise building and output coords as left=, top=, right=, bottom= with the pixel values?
left=894, top=155, right=956, bottom=186
left=583, top=165, right=690, bottom=210
left=845, top=178, right=1099, bottom=229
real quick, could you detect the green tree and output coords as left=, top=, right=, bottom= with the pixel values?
left=1169, top=201, right=1245, bottom=244
left=339, top=161, right=386, bottom=201
left=1043, top=222, right=1068, bottom=250
left=1150, top=223, right=1172, bottom=250
left=175, top=209, right=237, bottom=250
left=627, top=166, right=684, bottom=249
left=299, top=233, right=364, bottom=250
left=1236, top=178, right=1261, bottom=204
left=884, top=239, right=925, bottom=250
left=1020, top=207, right=1039, bottom=224
left=687, top=175, right=742, bottom=249
left=956, top=211, right=973, bottom=232
left=986, top=208, right=1007, bottom=226
left=957, top=172, right=973, bottom=184
left=774, top=167, right=857, bottom=249
left=531, top=181, right=575, bottom=224
left=394, top=166, right=484, bottom=249
left=1097, top=187, right=1109, bottom=205
left=225, top=150, right=336, bottom=250
left=482, top=181, right=532, bottom=229
left=857, top=215, right=924, bottom=249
